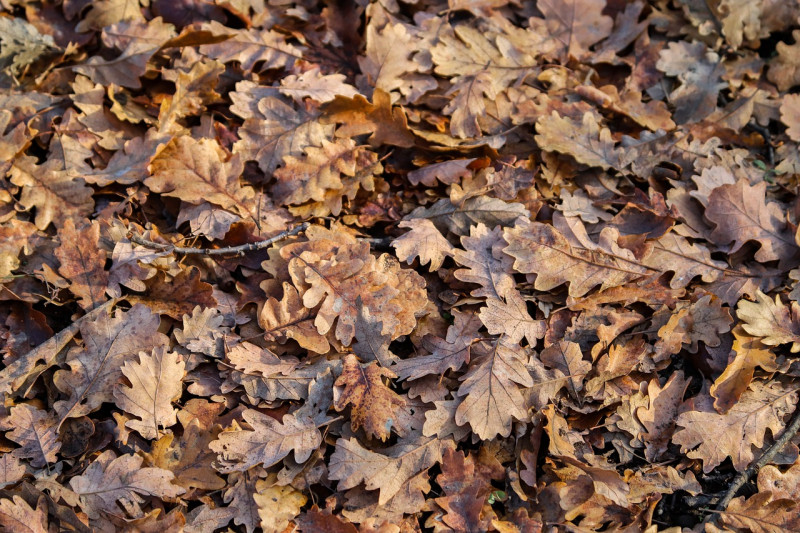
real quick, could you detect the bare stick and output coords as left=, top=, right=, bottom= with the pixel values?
left=708, top=402, right=800, bottom=522
left=128, top=222, right=309, bottom=256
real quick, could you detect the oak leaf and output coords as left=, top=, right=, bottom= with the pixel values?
left=146, top=136, right=255, bottom=219
left=146, top=418, right=225, bottom=491
left=654, top=295, right=732, bottom=357
left=432, top=449, right=495, bottom=532
left=254, top=475, right=307, bottom=532
left=230, top=84, right=332, bottom=173
left=283, top=225, right=426, bottom=345
left=504, top=215, right=648, bottom=297
left=8, top=155, right=94, bottom=231
left=538, top=0, right=613, bottom=61
left=781, top=93, right=800, bottom=142
left=70, top=450, right=185, bottom=519
left=114, top=347, right=185, bottom=440
left=636, top=372, right=691, bottom=461
left=452, top=223, right=515, bottom=300
left=705, top=179, right=797, bottom=266
left=279, top=68, right=358, bottom=103
left=718, top=492, right=800, bottom=532
left=329, top=436, right=454, bottom=505
left=127, top=267, right=217, bottom=319
left=758, top=459, right=800, bottom=500
left=53, top=304, right=169, bottom=425
left=0, top=455, right=25, bottom=489
left=672, top=381, right=798, bottom=472
left=259, top=282, right=330, bottom=354
left=479, top=291, right=545, bottom=346
left=711, top=327, right=777, bottom=413
left=223, top=470, right=262, bottom=533
left=321, top=89, right=416, bottom=148
left=737, top=290, right=800, bottom=352
left=351, top=300, right=399, bottom=368
left=271, top=138, right=381, bottom=217
left=768, top=30, right=800, bottom=91
left=393, top=311, right=482, bottom=381
left=535, top=112, right=622, bottom=170
left=455, top=340, right=533, bottom=439
left=0, top=403, right=60, bottom=468
left=210, top=409, right=326, bottom=473
left=405, top=196, right=529, bottom=236
left=656, top=41, right=727, bottom=123
left=334, top=353, right=406, bottom=441
left=198, top=21, right=301, bottom=72
left=392, top=219, right=455, bottom=272
left=55, top=220, right=109, bottom=311
left=0, top=496, right=48, bottom=533
left=0, top=219, right=39, bottom=279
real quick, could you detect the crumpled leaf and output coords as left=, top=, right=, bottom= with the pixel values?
left=656, top=41, right=727, bottom=123
left=114, top=347, right=185, bottom=440
left=0, top=17, right=59, bottom=77
left=334, top=353, right=406, bottom=441
left=259, top=282, right=330, bottom=354
left=70, top=450, right=185, bottom=519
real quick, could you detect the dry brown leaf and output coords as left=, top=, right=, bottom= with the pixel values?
left=406, top=197, right=529, bottom=236
left=738, top=290, right=800, bottom=352
left=210, top=409, right=326, bottom=472
left=393, top=311, right=482, bottom=381
left=718, top=492, right=800, bottom=532
left=198, top=20, right=301, bottom=72
left=70, top=450, right=185, bottom=519
left=479, top=291, right=545, bottom=346
left=334, top=353, right=406, bottom=441
left=636, top=372, right=691, bottom=461
left=504, top=215, right=647, bottom=297
left=673, top=381, right=798, bottom=472
left=452, top=223, right=515, bottom=300
left=711, top=327, right=777, bottom=413
left=8, top=155, right=94, bottom=231
left=780, top=93, right=800, bottom=142
left=768, top=30, right=800, bottom=91
left=146, top=136, right=254, bottom=219
left=538, top=0, right=613, bottom=61
left=55, top=219, right=109, bottom=311
left=758, top=459, right=800, bottom=500
left=654, top=295, right=732, bottom=357
left=53, top=304, right=168, bottom=425
left=0, top=496, right=48, bottom=533
left=0, top=403, right=60, bottom=468
left=259, top=282, right=330, bottom=354
left=392, top=218, right=454, bottom=272
left=146, top=418, right=225, bottom=491
left=321, top=89, right=416, bottom=148
left=114, top=347, right=185, bottom=440
left=535, top=112, right=622, bottom=170
left=455, top=340, right=532, bottom=439
left=329, top=436, right=454, bottom=505
left=705, top=179, right=797, bottom=266
left=230, top=84, right=332, bottom=174
left=656, top=41, right=727, bottom=123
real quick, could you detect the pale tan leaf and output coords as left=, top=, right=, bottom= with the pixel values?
left=0, top=403, right=60, bottom=468
left=538, top=0, right=613, bottom=61
left=711, top=327, right=777, bottom=413
left=114, top=347, right=185, bottom=440
left=259, top=282, right=330, bottom=354
left=53, top=304, right=169, bottom=425
left=673, top=381, right=798, bottom=472
left=210, top=409, right=326, bottom=472
left=738, top=290, right=800, bottom=351
left=198, top=21, right=301, bottom=72
left=455, top=340, right=532, bottom=439
left=535, top=112, right=622, bottom=170
left=0, top=496, right=48, bottom=533
left=329, top=436, right=454, bottom=505
left=70, top=450, right=185, bottom=519
left=392, top=219, right=454, bottom=272
left=479, top=291, right=545, bottom=346
left=452, top=223, right=515, bottom=300
left=254, top=476, right=307, bottom=533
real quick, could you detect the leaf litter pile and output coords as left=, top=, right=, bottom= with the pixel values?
left=4, top=0, right=800, bottom=531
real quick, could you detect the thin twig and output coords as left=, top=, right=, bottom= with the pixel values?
left=708, top=402, right=800, bottom=522
left=128, top=222, right=309, bottom=256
